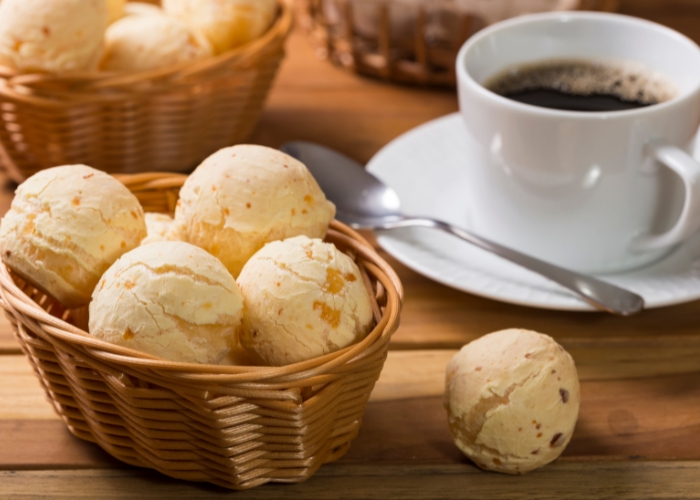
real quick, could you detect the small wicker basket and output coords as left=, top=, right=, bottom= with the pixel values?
left=299, top=0, right=619, bottom=86
left=0, top=2, right=293, bottom=183
left=0, top=173, right=403, bottom=490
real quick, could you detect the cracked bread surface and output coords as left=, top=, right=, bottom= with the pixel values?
left=444, top=329, right=580, bottom=474
left=0, top=0, right=108, bottom=73
left=89, top=241, right=243, bottom=364
left=0, top=165, right=147, bottom=307
left=101, top=13, right=212, bottom=72
left=174, top=144, right=336, bottom=277
left=237, top=236, right=373, bottom=366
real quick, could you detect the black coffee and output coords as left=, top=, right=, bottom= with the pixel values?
left=485, top=59, right=677, bottom=112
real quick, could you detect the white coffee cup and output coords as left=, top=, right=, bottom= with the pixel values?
left=457, top=12, right=700, bottom=273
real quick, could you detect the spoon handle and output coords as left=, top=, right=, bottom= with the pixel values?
left=379, top=216, right=645, bottom=316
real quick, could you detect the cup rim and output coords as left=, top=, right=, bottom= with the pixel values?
left=456, top=11, right=700, bottom=119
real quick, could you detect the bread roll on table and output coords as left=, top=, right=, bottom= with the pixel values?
left=445, top=329, right=580, bottom=474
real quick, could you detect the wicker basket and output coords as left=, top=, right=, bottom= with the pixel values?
left=0, top=172, right=403, bottom=490
left=299, top=0, right=619, bottom=86
left=0, top=2, right=293, bottom=183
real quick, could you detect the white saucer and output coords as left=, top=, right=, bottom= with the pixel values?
left=366, top=113, right=700, bottom=311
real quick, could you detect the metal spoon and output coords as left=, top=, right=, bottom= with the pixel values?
left=281, top=141, right=645, bottom=316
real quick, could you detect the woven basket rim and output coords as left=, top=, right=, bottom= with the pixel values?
left=0, top=183, right=404, bottom=382
left=0, top=0, right=294, bottom=90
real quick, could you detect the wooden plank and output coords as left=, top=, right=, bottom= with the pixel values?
left=0, top=314, right=18, bottom=354
left=379, top=246, right=700, bottom=350
left=3, top=388, right=700, bottom=473
left=6, top=342, right=700, bottom=419
left=2, top=348, right=699, bottom=471
left=352, top=387, right=700, bottom=463
left=2, top=461, right=700, bottom=499
left=619, top=1, right=700, bottom=44
left=0, top=356, right=57, bottom=420
left=0, top=421, right=120, bottom=470
left=373, top=345, right=700, bottom=402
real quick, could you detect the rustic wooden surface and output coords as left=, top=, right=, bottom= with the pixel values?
left=2, top=1, right=700, bottom=498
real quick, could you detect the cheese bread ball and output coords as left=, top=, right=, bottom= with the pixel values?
left=141, top=213, right=182, bottom=246
left=0, top=165, right=147, bottom=308
left=237, top=236, right=373, bottom=366
left=174, top=145, right=336, bottom=277
left=89, top=241, right=243, bottom=364
left=0, top=0, right=108, bottom=73
left=444, top=329, right=580, bottom=474
left=163, top=0, right=277, bottom=54
left=123, top=2, right=162, bottom=17
left=107, top=0, right=126, bottom=23
left=101, top=13, right=212, bottom=72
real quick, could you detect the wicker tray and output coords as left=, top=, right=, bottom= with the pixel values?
left=0, top=172, right=403, bottom=490
left=0, top=1, right=293, bottom=183
left=299, top=0, right=620, bottom=86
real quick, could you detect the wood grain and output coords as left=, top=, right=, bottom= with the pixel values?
left=378, top=247, right=700, bottom=350
left=2, top=348, right=700, bottom=472
left=0, top=320, right=18, bottom=353
left=620, top=0, right=700, bottom=44
left=0, top=421, right=119, bottom=470
left=0, top=356, right=56, bottom=420
left=2, top=462, right=700, bottom=500
left=5, top=344, right=700, bottom=418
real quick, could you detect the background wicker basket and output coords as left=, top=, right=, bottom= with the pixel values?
left=299, top=0, right=620, bottom=86
left=0, top=1, right=293, bottom=183
left=0, top=172, right=403, bottom=490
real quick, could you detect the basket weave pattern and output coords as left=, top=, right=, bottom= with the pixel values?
left=299, top=0, right=619, bottom=86
left=0, top=173, right=403, bottom=490
left=0, top=2, right=293, bottom=182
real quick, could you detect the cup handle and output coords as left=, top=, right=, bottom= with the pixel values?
left=632, top=138, right=700, bottom=252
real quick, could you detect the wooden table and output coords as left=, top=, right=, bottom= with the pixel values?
left=2, top=1, right=700, bottom=498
